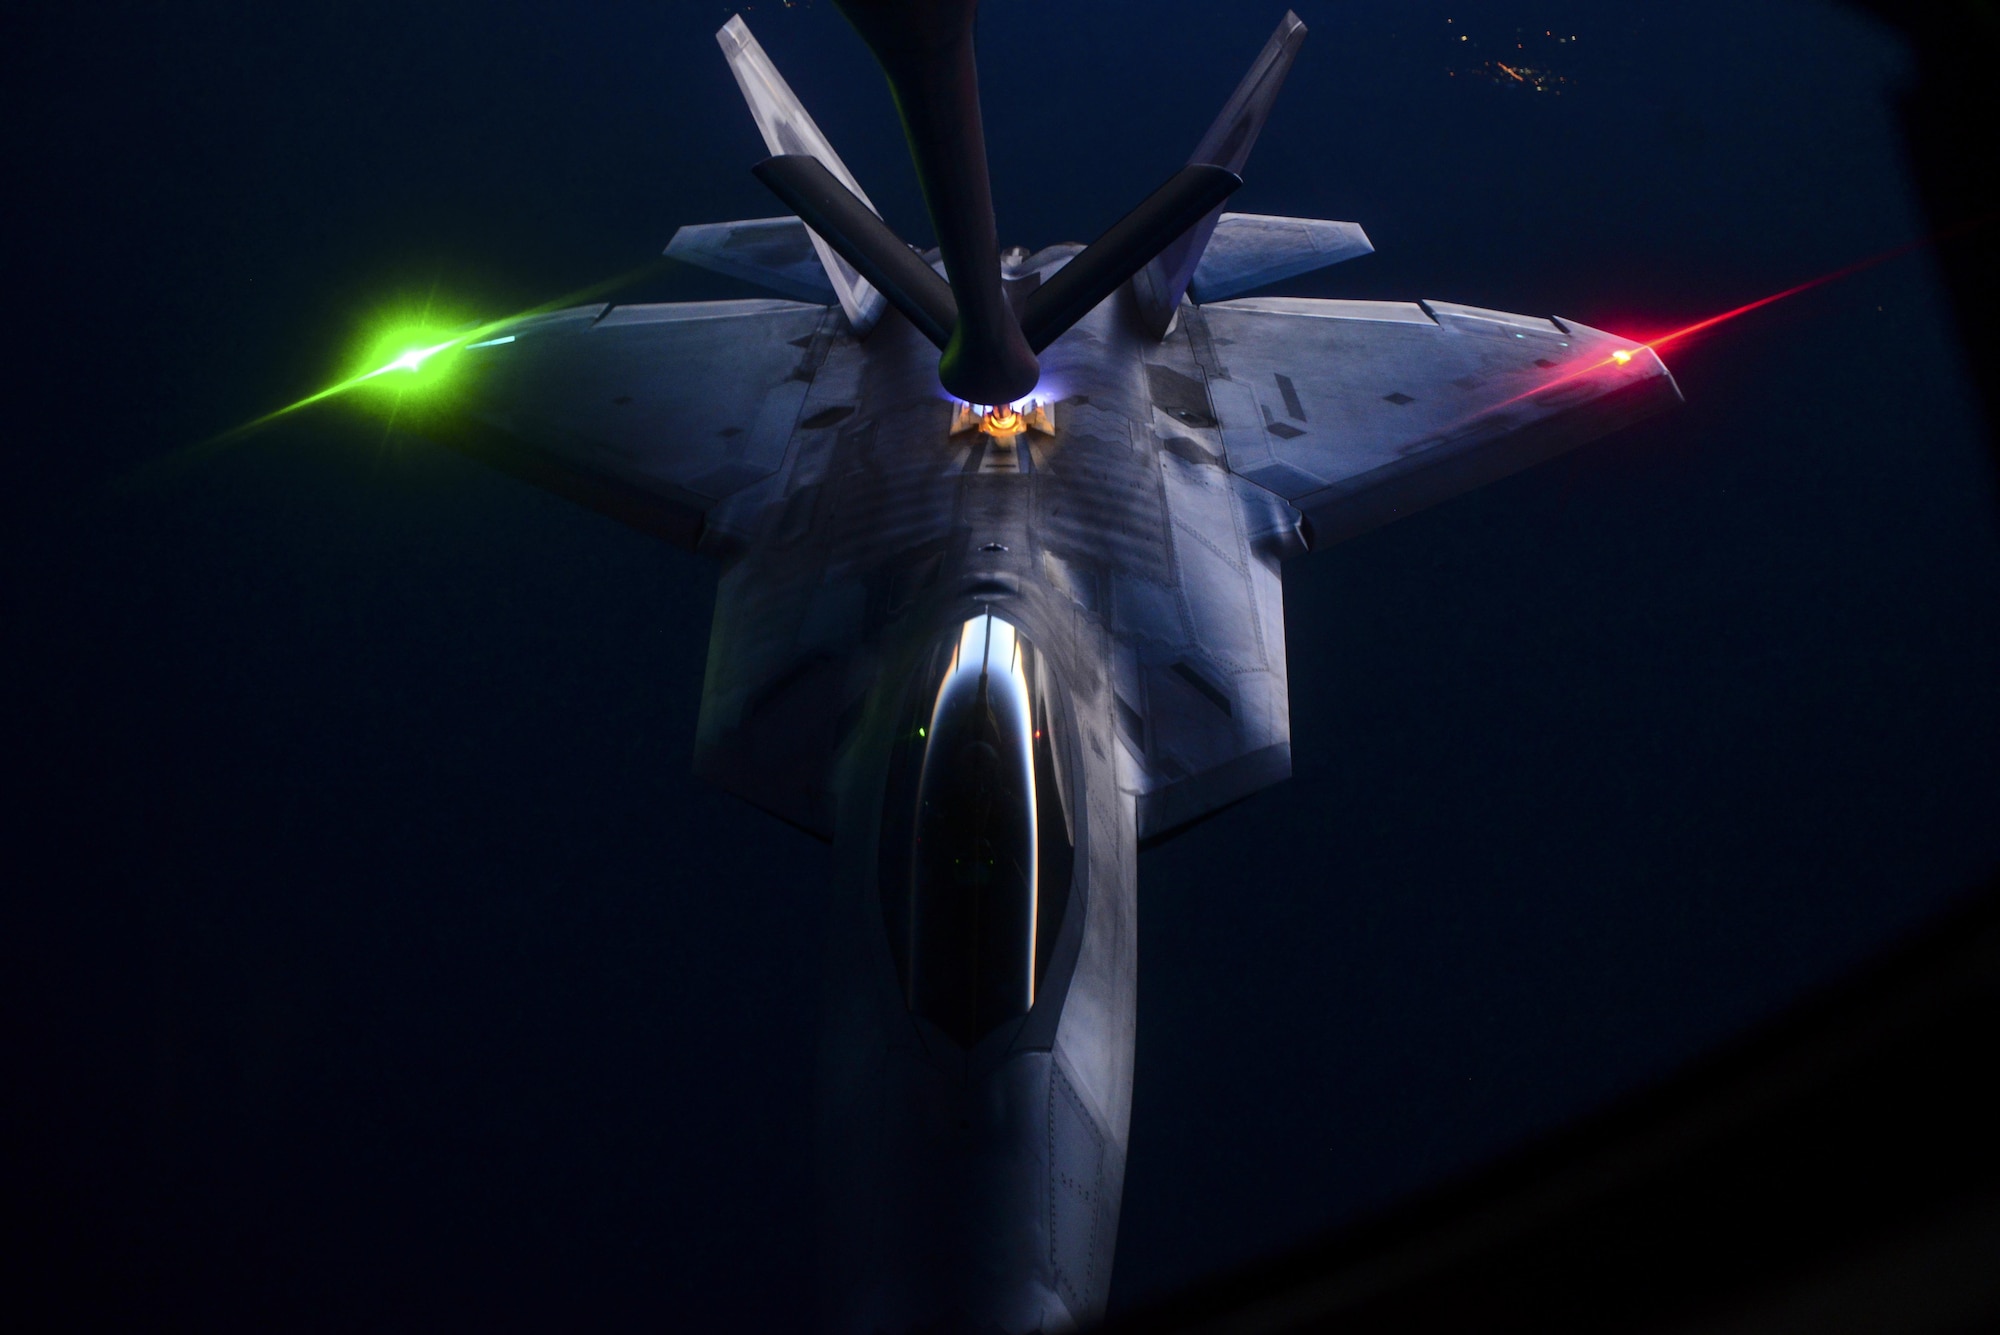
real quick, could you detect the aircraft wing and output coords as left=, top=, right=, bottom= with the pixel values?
left=1117, top=294, right=1678, bottom=838
left=1191, top=297, right=1681, bottom=548
left=425, top=299, right=837, bottom=551
left=1097, top=448, right=1304, bottom=844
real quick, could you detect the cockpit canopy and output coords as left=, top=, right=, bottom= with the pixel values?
left=879, top=614, right=1073, bottom=1048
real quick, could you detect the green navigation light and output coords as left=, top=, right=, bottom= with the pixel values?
left=346, top=317, right=479, bottom=400
left=381, top=339, right=457, bottom=375
left=256, top=318, right=482, bottom=426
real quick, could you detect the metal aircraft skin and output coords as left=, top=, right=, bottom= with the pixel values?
left=406, top=5, right=1681, bottom=1331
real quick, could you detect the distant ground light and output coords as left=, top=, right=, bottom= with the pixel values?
left=1446, top=16, right=1577, bottom=92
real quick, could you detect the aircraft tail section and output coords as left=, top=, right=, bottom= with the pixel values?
left=721, top=5, right=1286, bottom=399
left=1134, top=10, right=1309, bottom=337
left=717, top=16, right=889, bottom=334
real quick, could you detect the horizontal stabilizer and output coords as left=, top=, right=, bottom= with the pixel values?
left=1020, top=164, right=1242, bottom=354
left=717, top=16, right=888, bottom=334
left=1190, top=213, right=1373, bottom=302
left=664, top=217, right=838, bottom=304
left=1133, top=11, right=1308, bottom=337
left=752, top=155, right=958, bottom=350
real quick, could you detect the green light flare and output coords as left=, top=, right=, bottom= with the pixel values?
left=136, top=261, right=670, bottom=483
left=263, top=314, right=496, bottom=422
left=188, top=317, right=495, bottom=452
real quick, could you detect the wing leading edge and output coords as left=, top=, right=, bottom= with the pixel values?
left=414, top=298, right=836, bottom=552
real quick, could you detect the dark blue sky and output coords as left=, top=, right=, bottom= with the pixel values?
left=9, top=2, right=1999, bottom=1330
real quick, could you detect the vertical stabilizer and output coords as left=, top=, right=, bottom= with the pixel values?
left=1133, top=11, right=1308, bottom=338
left=717, top=16, right=888, bottom=334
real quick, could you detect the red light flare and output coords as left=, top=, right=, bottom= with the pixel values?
left=1463, top=217, right=1998, bottom=427
left=1628, top=231, right=1942, bottom=357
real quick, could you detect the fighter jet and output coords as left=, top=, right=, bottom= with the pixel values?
left=398, top=4, right=1680, bottom=1330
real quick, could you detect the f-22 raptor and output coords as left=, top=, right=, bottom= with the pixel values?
left=407, top=3, right=1680, bottom=1330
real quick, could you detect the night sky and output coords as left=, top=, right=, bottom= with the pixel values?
left=8, top=1, right=1999, bottom=1330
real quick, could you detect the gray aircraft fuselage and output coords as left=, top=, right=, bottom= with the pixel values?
left=793, top=267, right=1230, bottom=1334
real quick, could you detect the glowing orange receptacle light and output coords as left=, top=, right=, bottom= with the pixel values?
left=1611, top=349, right=1633, bottom=364
left=949, top=398, right=1055, bottom=442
